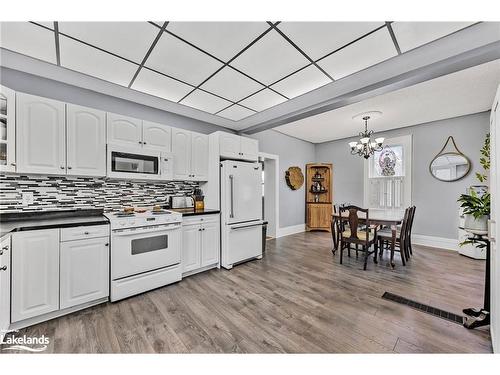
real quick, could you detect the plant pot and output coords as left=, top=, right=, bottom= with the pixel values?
left=463, top=214, right=489, bottom=235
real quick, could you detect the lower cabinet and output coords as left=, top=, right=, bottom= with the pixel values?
left=0, top=235, right=11, bottom=342
left=60, top=237, right=109, bottom=309
left=182, top=215, right=220, bottom=276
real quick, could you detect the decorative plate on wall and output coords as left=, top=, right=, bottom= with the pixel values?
left=285, top=166, right=304, bottom=190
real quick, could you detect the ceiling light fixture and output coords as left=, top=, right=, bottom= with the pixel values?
left=348, top=113, right=384, bottom=159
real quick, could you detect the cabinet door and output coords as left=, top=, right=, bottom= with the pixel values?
left=11, top=229, right=60, bottom=323
left=0, top=236, right=11, bottom=341
left=240, top=136, right=259, bottom=161
left=142, top=121, right=171, bottom=152
left=66, top=104, right=106, bottom=176
left=182, top=224, right=201, bottom=273
left=201, top=221, right=219, bottom=267
left=16, top=93, right=66, bottom=174
left=60, top=237, right=109, bottom=309
left=191, top=132, right=209, bottom=181
left=307, top=204, right=332, bottom=230
left=219, top=132, right=241, bottom=159
left=172, top=128, right=192, bottom=180
left=0, top=85, right=16, bottom=172
left=106, top=112, right=142, bottom=147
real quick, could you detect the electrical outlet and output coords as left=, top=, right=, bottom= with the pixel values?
left=22, top=192, right=34, bottom=206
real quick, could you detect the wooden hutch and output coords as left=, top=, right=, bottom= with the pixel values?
left=305, top=163, right=333, bottom=232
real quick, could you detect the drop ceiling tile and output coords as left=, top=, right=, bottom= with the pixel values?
left=391, top=22, right=475, bottom=52
left=0, top=22, right=56, bottom=63
left=145, top=32, right=223, bottom=86
left=131, top=68, right=193, bottom=102
left=58, top=22, right=158, bottom=63
left=271, top=65, right=332, bottom=98
left=317, top=28, right=397, bottom=80
left=231, top=29, right=310, bottom=85
left=217, top=105, right=255, bottom=121
left=59, top=36, right=138, bottom=86
left=239, top=89, right=287, bottom=112
left=277, top=22, right=384, bottom=60
left=180, top=89, right=232, bottom=114
left=167, top=22, right=269, bottom=62
left=200, top=66, right=263, bottom=102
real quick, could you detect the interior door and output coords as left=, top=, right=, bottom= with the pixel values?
left=191, top=132, right=209, bottom=181
left=106, top=113, right=142, bottom=147
left=66, top=104, right=106, bottom=176
left=16, top=93, right=66, bottom=174
left=142, top=121, right=171, bottom=152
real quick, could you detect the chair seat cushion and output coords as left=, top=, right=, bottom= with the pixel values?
left=341, top=230, right=374, bottom=241
left=377, top=229, right=401, bottom=238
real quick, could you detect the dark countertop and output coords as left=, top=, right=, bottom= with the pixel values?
left=0, top=209, right=109, bottom=238
left=170, top=208, right=220, bottom=217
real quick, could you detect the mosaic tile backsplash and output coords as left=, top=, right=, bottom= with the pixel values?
left=0, top=174, right=200, bottom=213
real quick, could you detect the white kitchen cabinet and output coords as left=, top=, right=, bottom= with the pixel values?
left=172, top=128, right=192, bottom=180
left=66, top=104, right=106, bottom=176
left=107, top=112, right=142, bottom=147
left=60, top=237, right=109, bottom=309
left=0, top=236, right=11, bottom=342
left=142, top=120, right=172, bottom=152
left=16, top=93, right=66, bottom=174
left=216, top=131, right=259, bottom=162
left=182, top=215, right=220, bottom=276
left=191, top=132, right=209, bottom=181
left=11, top=229, right=60, bottom=323
left=0, top=85, right=16, bottom=173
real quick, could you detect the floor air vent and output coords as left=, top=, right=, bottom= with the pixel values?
left=381, top=292, right=464, bottom=325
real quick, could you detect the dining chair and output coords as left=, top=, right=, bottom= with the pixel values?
left=338, top=205, right=378, bottom=270
left=377, top=207, right=411, bottom=265
left=407, top=206, right=416, bottom=256
left=331, top=205, right=341, bottom=254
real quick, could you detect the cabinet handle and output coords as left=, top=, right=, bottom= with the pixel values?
left=68, top=166, right=72, bottom=169
left=143, top=142, right=147, bottom=145
left=10, top=162, right=16, bottom=166
left=139, top=141, right=143, bottom=144
left=2, top=246, right=8, bottom=251
left=0, top=266, right=7, bottom=271
left=105, top=243, right=109, bottom=247
left=84, top=231, right=90, bottom=235
left=60, top=166, right=65, bottom=169
left=198, top=228, right=202, bottom=231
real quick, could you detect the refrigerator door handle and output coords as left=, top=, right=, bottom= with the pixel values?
left=230, top=222, right=263, bottom=230
left=229, top=174, right=234, bottom=218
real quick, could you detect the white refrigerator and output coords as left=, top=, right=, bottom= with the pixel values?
left=220, top=160, right=264, bottom=269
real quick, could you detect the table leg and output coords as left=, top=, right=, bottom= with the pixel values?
left=390, top=225, right=396, bottom=268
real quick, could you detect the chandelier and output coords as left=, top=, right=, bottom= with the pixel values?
left=348, top=115, right=384, bottom=159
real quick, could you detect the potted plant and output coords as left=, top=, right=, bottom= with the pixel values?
left=458, top=133, right=490, bottom=236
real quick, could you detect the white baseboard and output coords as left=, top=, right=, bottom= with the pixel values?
left=277, top=224, right=305, bottom=238
left=411, top=234, right=459, bottom=251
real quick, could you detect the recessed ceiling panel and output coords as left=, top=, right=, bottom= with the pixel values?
left=391, top=22, right=475, bottom=52
left=131, top=68, right=193, bottom=102
left=230, top=29, right=310, bottom=85
left=200, top=66, right=263, bottom=102
left=239, top=88, right=287, bottom=112
left=59, top=36, right=138, bottom=86
left=317, top=28, right=397, bottom=80
left=167, top=22, right=269, bottom=62
left=271, top=65, right=332, bottom=98
left=277, top=22, right=384, bottom=60
left=145, top=32, right=223, bottom=86
left=0, top=22, right=56, bottom=64
left=217, top=104, right=255, bottom=121
left=180, top=89, right=232, bottom=114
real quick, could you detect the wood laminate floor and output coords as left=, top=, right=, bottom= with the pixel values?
left=1, top=232, right=492, bottom=353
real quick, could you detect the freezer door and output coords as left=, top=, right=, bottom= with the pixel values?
left=222, top=160, right=262, bottom=224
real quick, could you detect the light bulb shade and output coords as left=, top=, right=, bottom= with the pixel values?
left=360, top=137, right=370, bottom=144
left=356, top=144, right=363, bottom=150
left=375, top=137, right=384, bottom=144
left=370, top=142, right=377, bottom=147
left=348, top=141, right=358, bottom=148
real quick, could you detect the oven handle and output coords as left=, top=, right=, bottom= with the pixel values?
left=113, top=223, right=181, bottom=236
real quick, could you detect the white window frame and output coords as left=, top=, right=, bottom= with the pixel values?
left=364, top=134, right=413, bottom=209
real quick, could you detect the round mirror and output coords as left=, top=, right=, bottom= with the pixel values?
left=430, top=153, right=471, bottom=181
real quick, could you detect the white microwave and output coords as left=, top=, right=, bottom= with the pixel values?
left=106, top=145, right=173, bottom=180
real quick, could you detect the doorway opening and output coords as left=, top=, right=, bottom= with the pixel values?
left=259, top=152, right=279, bottom=239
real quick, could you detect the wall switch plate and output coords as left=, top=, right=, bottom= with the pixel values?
left=22, top=192, right=34, bottom=206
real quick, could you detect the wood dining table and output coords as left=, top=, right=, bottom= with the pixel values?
left=332, top=209, right=405, bottom=267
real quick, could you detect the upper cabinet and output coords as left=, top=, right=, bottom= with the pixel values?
left=216, top=131, right=259, bottom=162
left=0, top=85, right=16, bottom=172
left=16, top=93, right=66, bottom=175
left=107, top=114, right=172, bottom=152
left=66, top=104, right=106, bottom=177
left=172, top=128, right=208, bottom=181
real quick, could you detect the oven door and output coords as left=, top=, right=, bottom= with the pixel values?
left=107, top=146, right=162, bottom=180
left=111, top=223, right=181, bottom=280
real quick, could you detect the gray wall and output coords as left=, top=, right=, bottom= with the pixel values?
left=249, top=130, right=315, bottom=228
left=315, top=112, right=490, bottom=239
left=0, top=67, right=230, bottom=135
